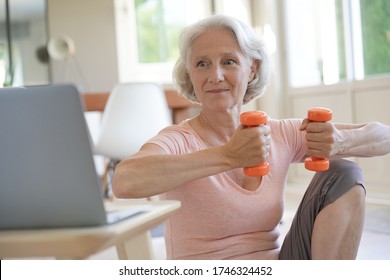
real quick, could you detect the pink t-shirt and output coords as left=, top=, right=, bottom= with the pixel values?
left=146, top=118, right=307, bottom=259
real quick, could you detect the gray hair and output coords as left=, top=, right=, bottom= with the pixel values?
left=172, top=14, right=272, bottom=104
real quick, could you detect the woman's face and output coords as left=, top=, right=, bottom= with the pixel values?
left=188, top=28, right=257, bottom=112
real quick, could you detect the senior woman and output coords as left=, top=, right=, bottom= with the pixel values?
left=112, top=15, right=390, bottom=259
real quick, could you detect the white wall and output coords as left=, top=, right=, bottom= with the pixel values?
left=47, top=0, right=119, bottom=92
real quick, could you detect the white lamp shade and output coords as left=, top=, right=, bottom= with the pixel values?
left=47, top=36, right=76, bottom=60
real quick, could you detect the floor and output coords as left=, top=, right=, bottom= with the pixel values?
left=89, top=185, right=390, bottom=260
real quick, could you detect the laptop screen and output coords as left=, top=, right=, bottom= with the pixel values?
left=0, top=84, right=109, bottom=229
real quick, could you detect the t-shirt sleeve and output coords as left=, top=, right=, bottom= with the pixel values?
left=144, top=123, right=197, bottom=155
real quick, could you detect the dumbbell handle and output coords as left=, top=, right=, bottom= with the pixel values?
left=304, top=107, right=333, bottom=171
left=239, top=111, right=270, bottom=177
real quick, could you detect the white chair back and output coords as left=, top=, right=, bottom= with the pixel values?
left=94, top=82, right=172, bottom=160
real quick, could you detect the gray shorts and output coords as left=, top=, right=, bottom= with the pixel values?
left=279, top=159, right=366, bottom=260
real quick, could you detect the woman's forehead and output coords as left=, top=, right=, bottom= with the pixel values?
left=190, top=29, right=242, bottom=56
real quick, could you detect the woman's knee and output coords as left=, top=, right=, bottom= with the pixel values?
left=316, top=159, right=364, bottom=186
left=312, top=159, right=365, bottom=208
left=328, top=159, right=362, bottom=174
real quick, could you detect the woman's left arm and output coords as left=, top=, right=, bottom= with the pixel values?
left=301, top=120, right=390, bottom=159
left=334, top=122, right=390, bottom=157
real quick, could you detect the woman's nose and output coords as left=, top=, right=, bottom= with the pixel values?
left=208, top=65, right=224, bottom=83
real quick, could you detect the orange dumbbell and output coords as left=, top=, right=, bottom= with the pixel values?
left=239, top=111, right=270, bottom=177
left=304, top=107, right=333, bottom=172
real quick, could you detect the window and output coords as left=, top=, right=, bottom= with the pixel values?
left=115, top=0, right=210, bottom=84
left=115, top=0, right=251, bottom=84
left=284, top=0, right=390, bottom=88
left=360, top=0, right=390, bottom=76
left=134, top=0, right=185, bottom=64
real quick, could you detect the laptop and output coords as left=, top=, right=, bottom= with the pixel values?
left=0, top=84, right=148, bottom=229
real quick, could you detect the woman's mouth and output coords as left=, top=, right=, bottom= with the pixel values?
left=206, top=88, right=228, bottom=94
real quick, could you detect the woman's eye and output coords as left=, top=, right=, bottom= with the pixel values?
left=224, top=59, right=236, bottom=65
left=196, top=61, right=208, bottom=67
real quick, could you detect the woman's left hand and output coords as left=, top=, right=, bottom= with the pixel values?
left=300, top=118, right=342, bottom=158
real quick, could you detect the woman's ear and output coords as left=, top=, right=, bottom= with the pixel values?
left=249, top=59, right=260, bottom=81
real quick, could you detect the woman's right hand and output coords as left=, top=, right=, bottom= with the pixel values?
left=223, top=124, right=271, bottom=169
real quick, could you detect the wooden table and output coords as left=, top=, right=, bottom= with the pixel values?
left=0, top=200, right=180, bottom=260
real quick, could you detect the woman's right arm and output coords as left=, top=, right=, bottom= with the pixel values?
left=112, top=143, right=232, bottom=198
left=112, top=124, right=270, bottom=199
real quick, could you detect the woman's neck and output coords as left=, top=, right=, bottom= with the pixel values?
left=189, top=110, right=240, bottom=147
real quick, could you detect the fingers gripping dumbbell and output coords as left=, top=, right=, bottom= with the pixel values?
left=239, top=111, right=270, bottom=177
left=304, top=107, right=333, bottom=172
